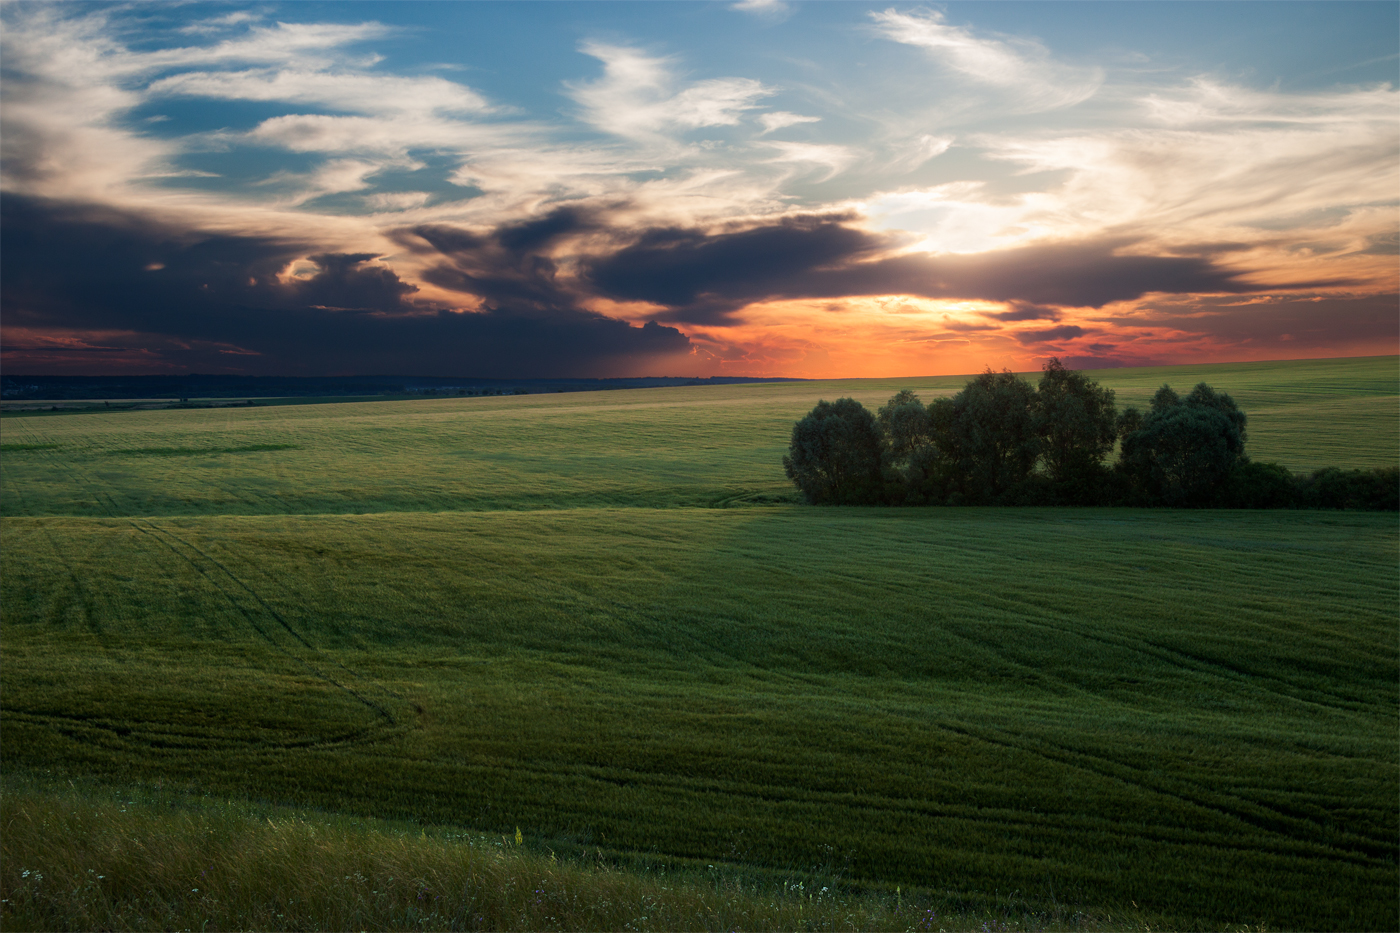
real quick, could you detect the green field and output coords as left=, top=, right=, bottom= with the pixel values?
left=2, top=355, right=1396, bottom=930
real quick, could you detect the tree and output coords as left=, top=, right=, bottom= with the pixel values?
left=946, top=369, right=1041, bottom=502
left=783, top=398, right=883, bottom=504
left=1034, top=358, right=1118, bottom=494
left=877, top=390, right=930, bottom=462
left=876, top=390, right=936, bottom=502
left=1119, top=382, right=1247, bottom=506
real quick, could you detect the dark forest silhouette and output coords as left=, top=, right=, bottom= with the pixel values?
left=784, top=360, right=1398, bottom=510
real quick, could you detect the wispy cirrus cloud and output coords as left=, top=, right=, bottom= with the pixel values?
left=730, top=0, right=792, bottom=22
left=566, top=41, right=774, bottom=142
left=758, top=111, right=821, bottom=135
left=869, top=8, right=1103, bottom=114
left=760, top=142, right=859, bottom=182
left=148, top=68, right=493, bottom=116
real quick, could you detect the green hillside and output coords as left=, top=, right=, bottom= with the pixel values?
left=2, top=356, right=1396, bottom=930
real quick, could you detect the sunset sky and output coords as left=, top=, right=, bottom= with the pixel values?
left=2, top=1, right=1396, bottom=378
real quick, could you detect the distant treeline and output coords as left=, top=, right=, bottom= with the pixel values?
left=784, top=360, right=1398, bottom=510
left=1, top=373, right=805, bottom=401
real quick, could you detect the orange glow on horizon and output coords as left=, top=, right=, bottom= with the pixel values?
left=664, top=290, right=1400, bottom=379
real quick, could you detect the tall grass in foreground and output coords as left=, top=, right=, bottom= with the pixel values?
left=1, top=775, right=1173, bottom=933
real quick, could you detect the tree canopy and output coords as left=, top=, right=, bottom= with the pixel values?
left=782, top=397, right=883, bottom=505
left=783, top=360, right=1395, bottom=510
left=1118, top=383, right=1247, bottom=507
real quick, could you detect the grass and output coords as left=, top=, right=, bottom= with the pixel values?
left=102, top=444, right=302, bottom=458
left=1, top=355, right=1396, bottom=930
left=2, top=772, right=1170, bottom=933
left=1, top=356, right=1394, bottom=518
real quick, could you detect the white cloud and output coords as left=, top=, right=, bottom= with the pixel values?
left=178, top=11, right=264, bottom=35
left=237, top=113, right=524, bottom=160
left=255, top=158, right=386, bottom=207
left=984, top=80, right=1400, bottom=238
left=365, top=191, right=433, bottom=212
left=889, top=134, right=953, bottom=171
left=1141, top=77, right=1399, bottom=127
left=870, top=8, right=1102, bottom=113
left=730, top=0, right=791, bottom=21
left=760, top=142, right=859, bottom=182
left=567, top=42, right=773, bottom=141
left=149, top=68, right=492, bottom=117
left=146, top=21, right=396, bottom=71
left=758, top=111, right=821, bottom=134
left=864, top=77, right=1399, bottom=291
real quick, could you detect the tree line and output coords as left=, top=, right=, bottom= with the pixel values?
left=783, top=359, right=1398, bottom=510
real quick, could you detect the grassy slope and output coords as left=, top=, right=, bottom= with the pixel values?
left=1, top=356, right=1394, bottom=518
left=2, top=775, right=1141, bottom=933
left=2, top=356, right=1397, bottom=930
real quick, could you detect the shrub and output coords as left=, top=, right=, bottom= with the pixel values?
left=1221, top=460, right=1298, bottom=509
left=1298, top=466, right=1400, bottom=511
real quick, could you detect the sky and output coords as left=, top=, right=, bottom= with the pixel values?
left=2, top=1, right=1396, bottom=379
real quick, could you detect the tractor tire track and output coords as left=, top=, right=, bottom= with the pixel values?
left=0, top=708, right=398, bottom=754
left=169, top=522, right=411, bottom=702
left=1, top=443, right=116, bottom=642
left=128, top=520, right=410, bottom=735
left=931, top=718, right=1395, bottom=861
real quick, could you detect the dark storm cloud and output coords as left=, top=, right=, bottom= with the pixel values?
left=1015, top=325, right=1087, bottom=344
left=585, top=213, right=880, bottom=321
left=581, top=216, right=1344, bottom=323
left=394, top=205, right=606, bottom=315
left=1110, top=293, right=1400, bottom=349
left=296, top=252, right=420, bottom=311
left=0, top=195, right=689, bottom=376
left=982, top=301, right=1061, bottom=322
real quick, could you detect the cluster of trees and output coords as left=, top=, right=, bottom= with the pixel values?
left=783, top=359, right=1398, bottom=510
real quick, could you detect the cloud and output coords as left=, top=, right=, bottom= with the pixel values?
left=2, top=4, right=1393, bottom=379
left=257, top=158, right=387, bottom=206
left=1105, top=292, right=1400, bottom=351
left=1015, top=324, right=1086, bottom=344
left=584, top=215, right=1293, bottom=323
left=177, top=11, right=264, bottom=36
left=143, top=20, right=397, bottom=71
left=567, top=42, right=774, bottom=141
left=293, top=251, right=420, bottom=311
left=759, top=141, right=859, bottom=181
left=0, top=195, right=690, bottom=376
left=940, top=318, right=1001, bottom=333
left=888, top=134, right=953, bottom=171
left=0, top=6, right=424, bottom=203
left=584, top=214, right=882, bottom=321
left=972, top=79, right=1400, bottom=255
left=148, top=67, right=492, bottom=116
left=758, top=111, right=821, bottom=134
left=365, top=191, right=433, bottom=212
left=731, top=0, right=791, bottom=20
left=395, top=205, right=605, bottom=314
left=870, top=8, right=1103, bottom=113
left=983, top=301, right=1060, bottom=322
